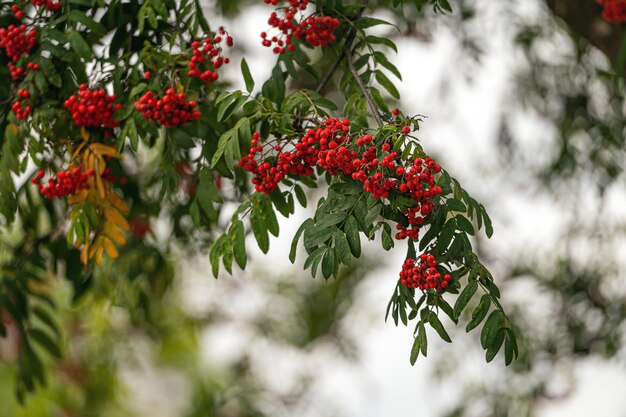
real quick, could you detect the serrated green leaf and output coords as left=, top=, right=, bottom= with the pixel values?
left=290, top=218, right=312, bottom=263
left=67, top=30, right=92, bottom=60
left=428, top=312, right=452, bottom=343
left=480, top=310, right=504, bottom=349
left=241, top=58, right=255, bottom=93
left=454, top=280, right=478, bottom=320
left=344, top=216, right=361, bottom=257
left=466, top=294, right=491, bottom=332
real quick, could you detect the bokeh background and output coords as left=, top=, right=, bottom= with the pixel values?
left=2, top=0, right=626, bottom=415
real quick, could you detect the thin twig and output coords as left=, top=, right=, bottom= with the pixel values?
left=315, top=51, right=346, bottom=94
left=344, top=41, right=384, bottom=126
left=315, top=7, right=365, bottom=94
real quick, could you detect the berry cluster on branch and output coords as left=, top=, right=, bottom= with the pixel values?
left=31, top=168, right=94, bottom=199
left=400, top=254, right=451, bottom=291
left=63, top=85, right=122, bottom=128
left=135, top=88, right=201, bottom=128
left=0, top=24, right=36, bottom=62
left=260, top=0, right=340, bottom=54
left=187, top=27, right=233, bottom=83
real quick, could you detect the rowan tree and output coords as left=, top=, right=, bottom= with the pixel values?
left=4, top=0, right=620, bottom=404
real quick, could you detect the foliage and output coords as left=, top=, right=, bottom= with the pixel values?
left=0, top=0, right=519, bottom=402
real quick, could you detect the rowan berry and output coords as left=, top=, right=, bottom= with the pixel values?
left=187, top=27, right=233, bottom=82
left=32, top=167, right=94, bottom=198
left=399, top=254, right=450, bottom=291
left=135, top=89, right=201, bottom=128
left=0, top=25, right=36, bottom=62
left=64, top=85, right=122, bottom=128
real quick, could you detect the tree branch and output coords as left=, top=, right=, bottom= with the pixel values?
left=344, top=41, right=384, bottom=126
left=316, top=9, right=364, bottom=94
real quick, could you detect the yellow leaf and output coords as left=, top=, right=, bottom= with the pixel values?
left=89, top=237, right=100, bottom=259
left=103, top=237, right=119, bottom=259
left=95, top=246, right=104, bottom=265
left=81, top=241, right=90, bottom=264
left=106, top=192, right=130, bottom=213
left=104, top=222, right=126, bottom=245
left=7, top=123, right=18, bottom=136
left=103, top=207, right=129, bottom=231
left=72, top=140, right=88, bottom=160
left=89, top=143, right=122, bottom=159
left=80, top=127, right=90, bottom=141
left=67, top=189, right=88, bottom=205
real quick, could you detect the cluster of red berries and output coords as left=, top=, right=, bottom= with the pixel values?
left=64, top=85, right=122, bottom=128
left=239, top=118, right=443, bottom=243
left=395, top=156, right=442, bottom=240
left=188, top=27, right=233, bottom=83
left=29, top=0, right=62, bottom=12
left=260, top=0, right=339, bottom=54
left=134, top=88, right=201, bottom=128
left=293, top=16, right=340, bottom=48
left=0, top=25, right=36, bottom=62
left=11, top=88, right=31, bottom=119
left=597, top=0, right=626, bottom=23
left=31, top=167, right=94, bottom=199
left=8, top=61, right=38, bottom=81
left=399, top=254, right=451, bottom=291
left=238, top=118, right=351, bottom=194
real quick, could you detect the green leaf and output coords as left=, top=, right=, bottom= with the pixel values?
left=211, top=128, right=235, bottom=167
left=316, top=211, right=347, bottom=229
left=68, top=30, right=92, bottom=61
left=410, top=333, right=421, bottom=365
left=480, top=310, right=505, bottom=349
left=294, top=184, right=307, bottom=208
left=303, top=247, right=326, bottom=270
left=241, top=58, right=255, bottom=93
left=481, top=205, right=494, bottom=238
left=344, top=216, right=361, bottom=257
left=30, top=328, right=61, bottom=358
left=335, top=232, right=352, bottom=266
left=321, top=250, right=335, bottom=279
left=357, top=17, right=396, bottom=29
left=485, top=328, right=505, bottom=363
left=466, top=294, right=491, bottom=332
left=251, top=207, right=270, bottom=253
left=504, top=330, right=517, bottom=365
left=453, top=280, right=478, bottom=320
left=418, top=321, right=428, bottom=356
left=375, top=71, right=400, bottom=99
left=289, top=218, right=312, bottom=263
left=446, top=198, right=467, bottom=212
left=428, top=312, right=452, bottom=343
left=455, top=214, right=475, bottom=235
left=230, top=220, right=247, bottom=269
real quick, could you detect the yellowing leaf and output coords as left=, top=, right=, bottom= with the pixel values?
left=104, top=222, right=126, bottom=245
left=95, top=246, right=104, bottom=265
left=103, top=207, right=129, bottom=230
left=80, top=127, right=90, bottom=141
left=106, top=192, right=130, bottom=213
left=103, top=237, right=119, bottom=259
left=89, top=143, right=122, bottom=158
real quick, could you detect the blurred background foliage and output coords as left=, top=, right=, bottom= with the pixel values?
left=3, top=0, right=626, bottom=415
